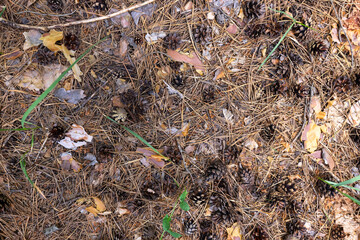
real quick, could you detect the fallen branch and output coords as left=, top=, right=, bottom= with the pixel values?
left=0, top=0, right=155, bottom=31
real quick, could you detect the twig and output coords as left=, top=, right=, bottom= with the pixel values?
left=0, top=0, right=155, bottom=31
left=330, top=0, right=354, bottom=72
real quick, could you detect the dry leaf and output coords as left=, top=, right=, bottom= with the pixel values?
left=1, top=49, right=23, bottom=60
left=223, top=109, right=234, bottom=124
left=227, top=24, right=238, bottom=34
left=93, top=197, right=106, bottom=212
left=310, top=96, right=321, bottom=114
left=226, top=222, right=242, bottom=240
left=302, top=121, right=321, bottom=153
left=23, top=30, right=42, bottom=50
left=348, top=101, right=360, bottom=127
left=66, top=124, right=93, bottom=142
left=322, top=148, right=335, bottom=171
left=60, top=152, right=82, bottom=172
left=53, top=88, right=86, bottom=104
left=136, top=147, right=167, bottom=168
left=244, top=138, right=258, bottom=151
left=145, top=32, right=166, bottom=44
left=167, top=49, right=205, bottom=71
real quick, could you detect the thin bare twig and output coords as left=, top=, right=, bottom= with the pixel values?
left=0, top=0, right=155, bottom=31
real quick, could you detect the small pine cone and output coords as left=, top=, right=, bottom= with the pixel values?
left=120, top=89, right=137, bottom=106
left=209, top=194, right=232, bottom=224
left=0, top=193, right=11, bottom=212
left=163, top=33, right=181, bottom=50
left=245, top=24, right=265, bottom=39
left=353, top=73, right=360, bottom=86
left=134, top=35, right=143, bottom=46
left=64, top=33, right=80, bottom=51
left=205, top=161, right=226, bottom=182
left=49, top=125, right=65, bottom=139
left=270, top=62, right=290, bottom=80
left=238, top=167, right=254, bottom=184
left=202, top=86, right=216, bottom=103
left=142, top=224, right=157, bottom=240
left=33, top=45, right=57, bottom=65
left=289, top=52, right=304, bottom=66
left=171, top=74, right=185, bottom=88
left=286, top=219, right=305, bottom=235
left=350, top=128, right=360, bottom=147
left=269, top=79, right=290, bottom=96
left=184, top=219, right=197, bottom=236
left=315, top=176, right=337, bottom=198
left=47, top=0, right=63, bottom=12
left=223, top=145, right=239, bottom=164
left=200, top=233, right=220, bottom=240
left=243, top=0, right=265, bottom=21
left=333, top=76, right=352, bottom=94
left=193, top=24, right=212, bottom=45
left=251, top=226, right=269, bottom=240
left=169, top=61, right=182, bottom=72
left=293, top=84, right=310, bottom=98
left=276, top=179, right=299, bottom=195
left=267, top=191, right=288, bottom=209
left=292, top=20, right=311, bottom=40
left=165, top=146, right=182, bottom=165
left=309, top=40, right=330, bottom=56
left=259, top=124, right=276, bottom=142
left=190, top=189, right=208, bottom=206
left=93, top=0, right=107, bottom=11
left=331, top=225, right=346, bottom=240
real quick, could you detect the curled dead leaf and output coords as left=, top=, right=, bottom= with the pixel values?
left=167, top=49, right=205, bottom=71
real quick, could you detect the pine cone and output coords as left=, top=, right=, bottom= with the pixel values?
left=251, top=226, right=269, bottom=240
left=238, top=167, right=254, bottom=184
left=205, top=161, right=226, bottom=182
left=171, top=74, right=185, bottom=88
left=47, top=0, right=63, bottom=12
left=202, top=86, right=216, bottom=103
left=0, top=193, right=11, bottom=212
left=292, top=19, right=311, bottom=40
left=350, top=128, right=360, bottom=147
left=267, top=191, right=288, bottom=209
left=243, top=0, right=265, bottom=21
left=193, top=24, right=212, bottom=45
left=245, top=24, right=266, bottom=39
left=163, top=33, right=181, bottom=50
left=184, top=219, right=197, bottom=236
left=190, top=189, right=208, bottom=206
left=142, top=224, right=157, bottom=240
left=33, top=45, right=57, bottom=65
left=309, top=40, right=329, bottom=56
left=315, top=176, right=337, bottom=198
left=286, top=219, right=305, bottom=235
left=165, top=146, right=182, bottom=165
left=49, top=125, right=65, bottom=139
left=269, top=79, right=290, bottom=96
left=293, top=84, right=310, bottom=98
left=134, top=34, right=143, bottom=46
left=223, top=145, right=239, bottom=164
left=259, top=124, right=276, bottom=142
left=333, top=76, right=352, bottom=94
left=331, top=225, right=346, bottom=240
left=289, top=52, right=304, bottom=66
left=276, top=179, right=299, bottom=195
left=270, top=62, right=290, bottom=80
left=209, top=194, right=232, bottom=224
left=64, top=33, right=80, bottom=51
left=93, top=0, right=107, bottom=11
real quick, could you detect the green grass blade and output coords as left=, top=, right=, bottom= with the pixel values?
left=0, top=6, right=6, bottom=18
left=258, top=22, right=295, bottom=70
left=330, top=175, right=360, bottom=187
left=21, top=36, right=108, bottom=127
left=268, top=8, right=317, bottom=32
left=20, top=152, right=34, bottom=186
left=0, top=127, right=39, bottom=132
left=105, top=115, right=168, bottom=159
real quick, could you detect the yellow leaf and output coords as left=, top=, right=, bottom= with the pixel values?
left=216, top=70, right=225, bottom=80
left=93, top=197, right=106, bottom=212
left=86, top=206, right=99, bottom=216
left=226, top=222, right=242, bottom=240
left=40, top=30, right=63, bottom=52
left=304, top=121, right=321, bottom=153
left=316, top=111, right=326, bottom=119
left=59, top=44, right=83, bottom=81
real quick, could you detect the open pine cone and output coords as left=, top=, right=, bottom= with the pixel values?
left=333, top=76, right=352, bottom=94
left=243, top=0, right=265, bottom=21
left=193, top=24, right=212, bottom=45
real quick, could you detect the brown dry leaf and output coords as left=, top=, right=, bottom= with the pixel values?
left=302, top=121, right=321, bottom=153
left=40, top=30, right=83, bottom=81
left=23, top=30, right=42, bottom=50
left=136, top=147, right=167, bottom=168
left=322, top=148, right=335, bottom=171
left=60, top=152, right=82, bottom=172
left=66, top=124, right=93, bottom=142
left=227, top=24, right=238, bottom=34
left=226, top=222, right=242, bottom=240
left=93, top=197, right=106, bottom=212
left=310, top=96, right=321, bottom=114
left=85, top=206, right=100, bottom=216
left=1, top=49, right=23, bottom=60
left=167, top=49, right=205, bottom=72
left=115, top=202, right=130, bottom=216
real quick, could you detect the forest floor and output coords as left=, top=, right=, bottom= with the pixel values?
left=1, top=0, right=360, bottom=239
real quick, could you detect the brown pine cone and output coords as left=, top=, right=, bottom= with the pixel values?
left=223, top=145, right=239, bottom=164
left=293, top=84, right=310, bottom=98
left=189, top=189, right=208, bottom=206
left=243, top=0, right=265, bottom=21
left=93, top=0, right=107, bottom=11
left=309, top=40, right=330, bottom=56
left=276, top=178, right=299, bottom=195
left=315, top=175, right=337, bottom=198
left=350, top=127, right=360, bottom=147
left=245, top=24, right=266, bottom=39
left=259, top=124, right=276, bottom=142
left=193, top=24, right=212, bottom=45
left=202, top=86, right=216, bottom=103
left=163, top=33, right=181, bottom=50
left=184, top=219, right=198, bottom=236
left=33, top=45, right=58, bottom=65
left=251, top=225, right=269, bottom=240
left=47, top=0, right=63, bottom=12
left=331, top=225, right=346, bottom=240
left=333, top=76, right=352, bottom=94
left=292, top=19, right=311, bottom=40
left=64, top=33, right=80, bottom=51
left=205, top=161, right=226, bottom=182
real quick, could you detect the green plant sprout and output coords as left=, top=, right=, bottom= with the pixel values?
left=258, top=8, right=313, bottom=70
left=160, top=189, right=190, bottom=239
left=321, top=175, right=360, bottom=205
